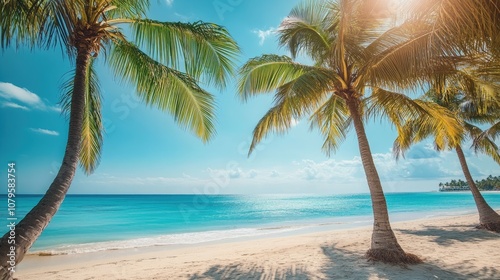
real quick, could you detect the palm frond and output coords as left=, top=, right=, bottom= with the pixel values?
left=110, top=40, right=216, bottom=142
left=1, top=0, right=34, bottom=48
left=407, top=0, right=500, bottom=55
left=472, top=133, right=500, bottom=165
left=273, top=66, right=334, bottom=117
left=245, top=66, right=335, bottom=154
left=366, top=87, right=423, bottom=127
left=474, top=121, right=500, bottom=143
left=238, top=54, right=340, bottom=100
left=392, top=118, right=435, bottom=159
left=454, top=69, right=500, bottom=114
left=247, top=102, right=296, bottom=156
left=60, top=58, right=103, bottom=174
left=107, top=0, right=149, bottom=19
left=361, top=20, right=449, bottom=91
left=0, top=0, right=63, bottom=49
left=278, top=0, right=332, bottom=61
left=309, top=95, right=351, bottom=156
left=368, top=87, right=463, bottom=151
left=130, top=19, right=239, bottom=89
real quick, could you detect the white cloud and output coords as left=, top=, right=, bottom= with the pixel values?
left=30, top=128, right=60, bottom=136
left=252, top=27, right=276, bottom=46
left=295, top=158, right=363, bottom=182
left=75, top=141, right=493, bottom=195
left=0, top=82, right=60, bottom=112
left=174, top=12, right=190, bottom=21
left=0, top=82, right=41, bottom=105
left=207, top=166, right=256, bottom=180
left=404, top=143, right=440, bottom=159
left=270, top=170, right=280, bottom=177
left=165, top=0, right=174, bottom=6
left=248, top=169, right=258, bottom=178
left=291, top=144, right=468, bottom=184
left=2, top=101, right=29, bottom=111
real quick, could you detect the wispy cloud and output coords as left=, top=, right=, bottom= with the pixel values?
left=2, top=101, right=29, bottom=111
left=30, top=128, right=60, bottom=136
left=174, top=12, right=191, bottom=21
left=204, top=142, right=475, bottom=186
left=0, top=82, right=60, bottom=112
left=252, top=27, right=276, bottom=46
left=165, top=0, right=174, bottom=7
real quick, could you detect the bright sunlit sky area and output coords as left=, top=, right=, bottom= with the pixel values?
left=0, top=0, right=498, bottom=195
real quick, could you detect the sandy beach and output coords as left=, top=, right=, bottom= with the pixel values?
left=15, top=212, right=500, bottom=280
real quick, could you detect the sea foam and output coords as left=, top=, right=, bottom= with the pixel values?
left=30, top=225, right=307, bottom=255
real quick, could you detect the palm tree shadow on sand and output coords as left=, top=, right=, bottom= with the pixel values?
left=188, top=264, right=310, bottom=280
left=397, top=225, right=500, bottom=247
left=320, top=244, right=499, bottom=280
left=188, top=239, right=499, bottom=280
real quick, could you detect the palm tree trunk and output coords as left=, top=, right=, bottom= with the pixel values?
left=455, top=145, right=500, bottom=232
left=346, top=97, right=421, bottom=264
left=0, top=49, right=92, bottom=280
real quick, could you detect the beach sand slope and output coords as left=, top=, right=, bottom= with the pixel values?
left=15, top=213, right=500, bottom=280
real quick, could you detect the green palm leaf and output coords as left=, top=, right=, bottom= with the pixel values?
left=278, top=0, right=332, bottom=61
left=309, top=95, right=351, bottom=155
left=248, top=103, right=295, bottom=155
left=478, top=121, right=500, bottom=142
left=130, top=19, right=239, bottom=89
left=238, top=54, right=339, bottom=99
left=407, top=0, right=500, bottom=55
left=0, top=0, right=34, bottom=47
left=368, top=87, right=463, bottom=153
left=361, top=21, right=445, bottom=90
left=393, top=118, right=433, bottom=158
left=60, top=59, right=103, bottom=174
left=241, top=56, right=334, bottom=154
left=110, top=40, right=216, bottom=142
left=471, top=121, right=500, bottom=165
left=469, top=122, right=500, bottom=165
left=107, top=0, right=149, bottom=19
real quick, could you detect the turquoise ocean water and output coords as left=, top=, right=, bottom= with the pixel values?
left=1, top=192, right=500, bottom=255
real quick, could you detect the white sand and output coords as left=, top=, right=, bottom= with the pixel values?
left=15, top=212, right=500, bottom=280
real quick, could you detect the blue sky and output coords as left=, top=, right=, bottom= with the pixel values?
left=0, top=0, right=498, bottom=195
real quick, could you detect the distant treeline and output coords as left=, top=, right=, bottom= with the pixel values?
left=439, top=175, right=500, bottom=191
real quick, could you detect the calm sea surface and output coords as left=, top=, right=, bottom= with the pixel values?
left=1, top=192, right=500, bottom=255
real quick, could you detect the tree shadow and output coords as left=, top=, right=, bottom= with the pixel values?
left=187, top=243, right=499, bottom=280
left=397, top=226, right=499, bottom=246
left=188, top=263, right=310, bottom=280
left=320, top=244, right=499, bottom=280
left=187, top=227, right=499, bottom=280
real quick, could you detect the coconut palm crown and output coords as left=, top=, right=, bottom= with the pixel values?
left=238, top=0, right=461, bottom=264
left=0, top=0, right=239, bottom=278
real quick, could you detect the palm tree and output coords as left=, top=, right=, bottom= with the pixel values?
left=0, top=0, right=239, bottom=278
left=394, top=67, right=500, bottom=232
left=238, top=0, right=461, bottom=264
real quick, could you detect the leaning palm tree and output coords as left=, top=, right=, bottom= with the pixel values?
left=0, top=0, right=239, bottom=278
left=394, top=68, right=500, bottom=232
left=238, top=0, right=461, bottom=264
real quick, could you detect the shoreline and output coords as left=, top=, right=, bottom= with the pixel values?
left=16, top=211, right=500, bottom=279
left=26, top=207, right=479, bottom=256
